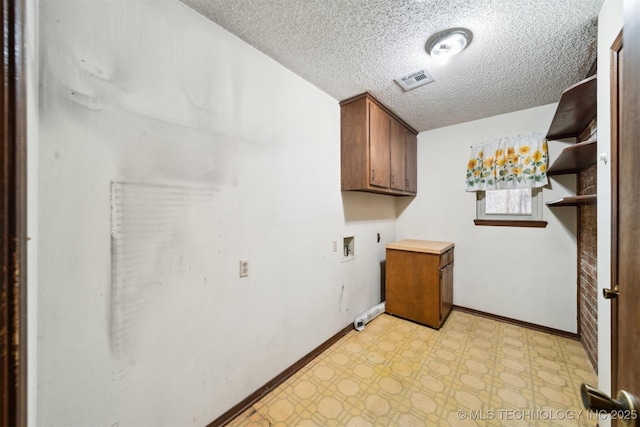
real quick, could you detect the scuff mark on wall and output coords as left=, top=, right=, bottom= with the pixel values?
left=65, top=87, right=103, bottom=111
left=110, top=181, right=216, bottom=386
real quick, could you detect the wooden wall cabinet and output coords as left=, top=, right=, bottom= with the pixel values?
left=340, top=93, right=418, bottom=196
left=385, top=239, right=454, bottom=329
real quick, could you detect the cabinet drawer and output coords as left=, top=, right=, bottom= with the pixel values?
left=440, top=249, right=454, bottom=268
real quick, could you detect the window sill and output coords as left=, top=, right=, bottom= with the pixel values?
left=474, top=219, right=548, bottom=228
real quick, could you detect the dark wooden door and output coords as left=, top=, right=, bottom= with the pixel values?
left=0, top=0, right=27, bottom=425
left=616, top=0, right=640, bottom=412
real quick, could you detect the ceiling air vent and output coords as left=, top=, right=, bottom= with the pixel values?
left=395, top=69, right=435, bottom=91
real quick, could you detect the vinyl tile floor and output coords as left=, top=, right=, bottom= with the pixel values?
left=227, top=311, right=598, bottom=426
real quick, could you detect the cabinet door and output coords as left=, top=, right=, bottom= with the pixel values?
left=440, top=262, right=454, bottom=325
left=390, top=119, right=407, bottom=191
left=405, top=132, right=417, bottom=193
left=386, top=249, right=440, bottom=328
left=368, top=101, right=391, bottom=188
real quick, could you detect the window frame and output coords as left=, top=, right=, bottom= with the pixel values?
left=474, top=188, right=548, bottom=228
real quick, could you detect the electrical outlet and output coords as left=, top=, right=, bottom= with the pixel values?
left=239, top=260, right=249, bottom=278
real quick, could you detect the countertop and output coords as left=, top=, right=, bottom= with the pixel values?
left=386, top=239, right=454, bottom=255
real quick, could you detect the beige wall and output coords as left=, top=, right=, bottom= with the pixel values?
left=396, top=104, right=579, bottom=333
left=36, top=1, right=395, bottom=424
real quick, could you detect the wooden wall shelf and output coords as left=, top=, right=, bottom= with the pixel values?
left=546, top=75, right=597, bottom=140
left=546, top=194, right=597, bottom=207
left=547, top=139, right=597, bottom=175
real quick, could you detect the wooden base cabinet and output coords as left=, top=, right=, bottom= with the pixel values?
left=385, top=240, right=454, bottom=329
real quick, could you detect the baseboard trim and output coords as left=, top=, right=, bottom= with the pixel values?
left=453, top=305, right=580, bottom=341
left=207, top=323, right=354, bottom=427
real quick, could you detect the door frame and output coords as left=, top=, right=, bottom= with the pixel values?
left=610, top=29, right=623, bottom=400
left=0, top=0, right=28, bottom=425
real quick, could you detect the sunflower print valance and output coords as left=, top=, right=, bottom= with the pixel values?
left=465, top=133, right=548, bottom=191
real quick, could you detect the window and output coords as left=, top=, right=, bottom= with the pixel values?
left=465, top=132, right=549, bottom=227
left=475, top=188, right=547, bottom=227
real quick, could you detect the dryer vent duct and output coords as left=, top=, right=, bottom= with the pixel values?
left=354, top=301, right=386, bottom=331
left=395, top=69, right=435, bottom=91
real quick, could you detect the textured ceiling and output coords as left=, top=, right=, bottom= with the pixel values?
left=179, top=0, right=603, bottom=132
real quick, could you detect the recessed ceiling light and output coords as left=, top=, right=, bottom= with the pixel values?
left=426, top=28, right=473, bottom=63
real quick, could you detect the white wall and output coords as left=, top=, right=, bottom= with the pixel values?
left=37, top=1, right=394, bottom=425
left=596, top=0, right=623, bottom=406
left=396, top=104, right=579, bottom=333
left=26, top=0, right=39, bottom=422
